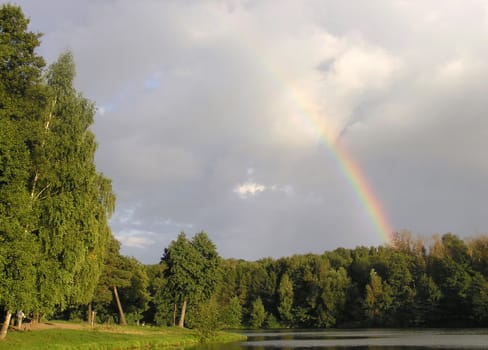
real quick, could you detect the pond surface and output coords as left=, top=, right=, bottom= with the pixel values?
left=187, top=329, right=488, bottom=349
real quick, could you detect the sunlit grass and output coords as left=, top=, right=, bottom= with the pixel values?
left=0, top=324, right=246, bottom=350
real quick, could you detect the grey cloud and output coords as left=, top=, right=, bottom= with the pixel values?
left=14, top=0, right=488, bottom=262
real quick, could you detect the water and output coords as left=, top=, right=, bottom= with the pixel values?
left=186, top=329, right=488, bottom=349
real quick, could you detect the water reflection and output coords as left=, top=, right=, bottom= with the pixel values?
left=186, top=329, right=488, bottom=350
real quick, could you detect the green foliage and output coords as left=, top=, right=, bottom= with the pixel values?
left=320, top=267, right=351, bottom=327
left=117, top=258, right=151, bottom=322
left=90, top=238, right=151, bottom=325
left=264, top=313, right=281, bottom=328
left=364, top=269, right=393, bottom=326
left=221, top=296, right=242, bottom=329
left=412, top=273, right=442, bottom=325
left=0, top=4, right=45, bottom=314
left=190, top=297, right=223, bottom=341
left=0, top=5, right=114, bottom=334
left=161, top=231, right=222, bottom=327
left=468, top=272, right=488, bottom=323
left=249, top=297, right=266, bottom=329
left=277, top=273, right=293, bottom=325
left=34, top=51, right=114, bottom=314
left=146, top=232, right=488, bottom=330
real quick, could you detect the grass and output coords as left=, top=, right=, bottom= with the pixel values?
left=0, top=323, right=246, bottom=350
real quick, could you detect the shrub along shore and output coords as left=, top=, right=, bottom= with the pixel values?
left=0, top=323, right=246, bottom=350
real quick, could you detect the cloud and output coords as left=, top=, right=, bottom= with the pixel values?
left=15, top=0, right=488, bottom=262
left=233, top=182, right=266, bottom=198
left=116, top=233, right=155, bottom=249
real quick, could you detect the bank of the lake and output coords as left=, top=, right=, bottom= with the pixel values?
left=0, top=324, right=246, bottom=350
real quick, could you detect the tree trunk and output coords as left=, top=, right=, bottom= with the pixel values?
left=173, top=303, right=177, bottom=327
left=0, top=310, right=12, bottom=339
left=113, top=285, right=127, bottom=325
left=178, top=299, right=187, bottom=328
left=90, top=311, right=96, bottom=328
left=16, top=314, right=22, bottom=330
left=87, top=303, right=92, bottom=324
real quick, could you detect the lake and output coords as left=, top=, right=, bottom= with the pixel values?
left=187, top=329, right=488, bottom=349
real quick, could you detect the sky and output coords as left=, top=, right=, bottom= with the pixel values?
left=12, top=0, right=488, bottom=263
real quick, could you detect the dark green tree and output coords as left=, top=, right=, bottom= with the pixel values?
left=0, top=4, right=46, bottom=337
left=145, top=263, right=167, bottom=325
left=221, top=296, right=242, bottom=329
left=412, top=273, right=442, bottom=325
left=428, top=234, right=473, bottom=325
left=117, top=258, right=151, bottom=325
left=92, top=238, right=131, bottom=325
left=161, top=232, right=221, bottom=328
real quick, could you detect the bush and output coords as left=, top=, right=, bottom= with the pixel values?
left=191, top=298, right=223, bottom=341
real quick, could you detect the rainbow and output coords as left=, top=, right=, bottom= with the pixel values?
left=256, top=55, right=395, bottom=246
left=291, top=90, right=395, bottom=245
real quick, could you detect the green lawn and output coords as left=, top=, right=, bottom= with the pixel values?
left=0, top=324, right=246, bottom=350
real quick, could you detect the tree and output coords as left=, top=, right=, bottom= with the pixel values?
left=33, top=51, right=115, bottom=317
left=221, top=296, right=242, bottom=329
left=469, top=235, right=488, bottom=277
left=364, top=269, right=392, bottom=326
left=144, top=263, right=167, bottom=325
left=161, top=232, right=221, bottom=328
left=249, top=297, right=266, bottom=329
left=0, top=4, right=47, bottom=338
left=117, top=258, right=151, bottom=325
left=428, top=234, right=473, bottom=325
left=467, top=272, right=488, bottom=324
left=320, top=267, right=351, bottom=327
left=92, top=238, right=131, bottom=325
left=0, top=6, right=115, bottom=336
left=412, top=273, right=442, bottom=325
left=191, top=296, right=223, bottom=341
left=277, top=273, right=293, bottom=325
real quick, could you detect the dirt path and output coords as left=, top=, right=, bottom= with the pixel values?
left=24, top=321, right=87, bottom=331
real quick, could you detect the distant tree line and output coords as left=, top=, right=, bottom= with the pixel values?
left=212, top=232, right=488, bottom=328
left=61, top=231, right=488, bottom=330
left=2, top=5, right=488, bottom=339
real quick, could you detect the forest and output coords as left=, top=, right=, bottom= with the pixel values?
left=2, top=4, right=488, bottom=339
left=87, top=231, right=488, bottom=330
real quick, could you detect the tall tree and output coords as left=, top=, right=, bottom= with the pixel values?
left=33, top=51, right=115, bottom=315
left=0, top=4, right=47, bottom=338
left=0, top=6, right=115, bottom=337
left=162, top=232, right=221, bottom=328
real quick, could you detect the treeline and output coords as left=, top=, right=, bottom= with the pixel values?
left=57, top=231, right=488, bottom=330
left=214, top=232, right=488, bottom=328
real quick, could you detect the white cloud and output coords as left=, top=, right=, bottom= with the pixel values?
left=116, top=234, right=155, bottom=249
left=233, top=181, right=295, bottom=199
left=233, top=182, right=266, bottom=198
